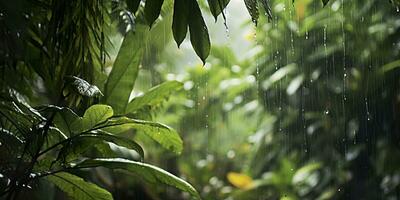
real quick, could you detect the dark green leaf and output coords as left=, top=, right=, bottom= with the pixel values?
left=172, top=0, right=189, bottom=47
left=188, top=0, right=211, bottom=64
left=127, top=0, right=141, bottom=14
left=322, top=0, right=329, bottom=6
left=126, top=81, right=183, bottom=113
left=144, top=0, right=164, bottom=27
left=207, top=0, right=230, bottom=21
left=244, top=0, right=259, bottom=25
left=102, top=117, right=183, bottom=154
left=46, top=172, right=113, bottom=200
left=75, top=158, right=201, bottom=199
left=104, top=26, right=148, bottom=114
left=53, top=107, right=80, bottom=136
left=66, top=76, right=103, bottom=97
left=259, top=0, right=272, bottom=21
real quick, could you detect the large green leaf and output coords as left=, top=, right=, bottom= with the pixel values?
left=188, top=0, right=211, bottom=64
left=126, top=80, right=183, bottom=113
left=46, top=172, right=113, bottom=200
left=104, top=27, right=147, bottom=114
left=144, top=0, right=164, bottom=27
left=75, top=158, right=201, bottom=199
left=78, top=104, right=113, bottom=131
left=57, top=132, right=144, bottom=162
left=102, top=117, right=183, bottom=154
left=53, top=107, right=80, bottom=136
left=172, top=0, right=189, bottom=47
left=207, top=0, right=230, bottom=21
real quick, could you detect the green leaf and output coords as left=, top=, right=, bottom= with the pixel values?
left=259, top=0, right=272, bottom=21
left=244, top=0, right=259, bottom=25
left=322, top=0, right=329, bottom=6
left=46, top=172, right=113, bottom=200
left=78, top=104, right=113, bottom=132
left=126, top=81, right=183, bottom=113
left=207, top=0, right=230, bottom=21
left=188, top=0, right=211, bottom=64
left=75, top=158, right=201, bottom=199
left=57, top=132, right=144, bottom=162
left=144, top=0, right=164, bottom=27
left=53, top=107, right=80, bottom=136
left=102, top=117, right=183, bottom=154
left=126, top=0, right=141, bottom=14
left=104, top=27, right=148, bottom=114
left=172, top=0, right=189, bottom=47
left=66, top=76, right=103, bottom=97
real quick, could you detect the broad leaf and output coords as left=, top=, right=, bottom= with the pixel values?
left=207, top=0, right=230, bottom=21
left=75, top=158, right=201, bottom=199
left=66, top=76, right=103, bottom=97
left=47, top=172, right=113, bottom=200
left=104, top=27, right=147, bottom=114
left=144, top=0, right=164, bottom=27
left=102, top=117, right=183, bottom=154
left=78, top=104, right=113, bottom=132
left=244, top=0, right=259, bottom=25
left=57, top=132, right=144, bottom=162
left=188, top=0, right=211, bottom=64
left=172, top=0, right=189, bottom=47
left=53, top=107, right=80, bottom=136
left=126, top=81, right=183, bottom=113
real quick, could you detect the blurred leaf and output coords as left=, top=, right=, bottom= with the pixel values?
left=172, top=0, right=189, bottom=47
left=292, top=163, right=321, bottom=184
left=259, top=0, right=272, bottom=21
left=47, top=172, right=113, bottom=200
left=126, top=80, right=183, bottom=113
left=227, top=172, right=254, bottom=189
left=66, top=76, right=103, bottom=97
left=244, top=0, right=259, bottom=25
left=322, top=0, right=329, bottom=6
left=76, top=158, right=201, bottom=199
left=126, top=0, right=141, bottom=14
left=188, top=0, right=211, bottom=64
left=104, top=26, right=148, bottom=114
left=144, top=0, right=164, bottom=27
left=103, top=117, right=183, bottom=154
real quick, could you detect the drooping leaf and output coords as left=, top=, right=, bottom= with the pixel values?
left=172, top=0, right=189, bottom=47
left=144, top=0, right=164, bottom=27
left=127, top=0, right=141, bottom=14
left=244, top=0, right=259, bottom=25
left=188, top=0, right=211, bottom=64
left=207, top=0, right=230, bottom=21
left=102, top=117, right=183, bottom=154
left=259, top=0, right=272, bottom=21
left=126, top=81, right=183, bottom=113
left=104, top=26, right=148, bottom=114
left=46, top=172, right=113, bottom=200
left=322, top=0, right=329, bottom=6
left=57, top=132, right=144, bottom=162
left=66, top=76, right=103, bottom=97
left=75, top=158, right=200, bottom=199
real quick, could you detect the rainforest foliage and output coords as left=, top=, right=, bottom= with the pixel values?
left=1, top=0, right=400, bottom=199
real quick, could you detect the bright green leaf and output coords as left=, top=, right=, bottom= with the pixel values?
left=126, top=81, right=183, bottom=113
left=104, top=27, right=148, bottom=114
left=75, top=158, right=200, bottom=199
left=78, top=104, right=113, bottom=131
left=47, top=172, right=113, bottom=200
left=102, top=117, right=183, bottom=154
